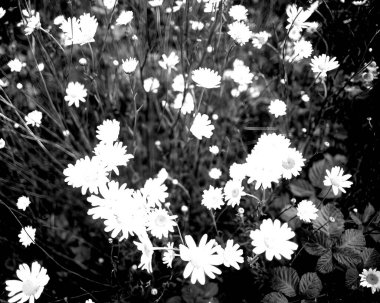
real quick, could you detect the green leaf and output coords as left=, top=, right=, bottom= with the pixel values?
left=333, top=247, right=362, bottom=268
left=308, top=158, right=332, bottom=188
left=338, top=229, right=366, bottom=251
left=316, top=250, right=334, bottom=274
left=312, top=204, right=344, bottom=238
left=304, top=231, right=332, bottom=256
left=299, top=272, right=323, bottom=299
left=289, top=179, right=315, bottom=198
left=360, top=248, right=380, bottom=268
left=363, top=203, right=376, bottom=224
left=345, top=268, right=359, bottom=290
left=271, top=267, right=299, bottom=297
left=262, top=292, right=288, bottom=303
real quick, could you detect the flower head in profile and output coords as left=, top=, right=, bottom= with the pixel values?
left=17, top=196, right=31, bottom=211
left=18, top=226, right=36, bottom=247
left=310, top=54, right=339, bottom=78
left=224, top=179, right=245, bottom=207
left=158, top=52, right=179, bottom=71
left=172, top=74, right=185, bottom=92
left=116, top=10, right=133, bottom=25
left=134, top=236, right=154, bottom=273
left=25, top=110, right=43, bottom=127
left=22, top=10, right=41, bottom=35
left=250, top=219, right=298, bottom=261
left=296, top=200, right=318, bottom=222
left=63, top=156, right=109, bottom=195
left=60, top=13, right=98, bottom=46
left=229, top=5, right=248, bottom=21
left=162, top=242, right=176, bottom=268
left=190, top=113, right=214, bottom=140
left=147, top=208, right=177, bottom=239
left=360, top=268, right=380, bottom=294
left=93, top=142, right=133, bottom=175
left=323, top=166, right=352, bottom=195
left=5, top=262, right=49, bottom=303
left=202, top=186, right=224, bottom=210
left=122, top=58, right=139, bottom=74
left=96, top=119, right=120, bottom=144
left=64, top=82, right=87, bottom=107
left=179, top=234, right=223, bottom=285
left=0, top=7, right=6, bottom=19
left=268, top=99, right=287, bottom=117
left=228, top=21, right=252, bottom=45
left=192, top=68, right=221, bottom=89
left=141, top=176, right=169, bottom=207
left=251, top=31, right=271, bottom=49
left=218, top=239, right=244, bottom=270
left=144, top=77, right=160, bottom=93
left=8, top=59, right=24, bottom=72
left=286, top=2, right=319, bottom=32
left=103, top=0, right=117, bottom=10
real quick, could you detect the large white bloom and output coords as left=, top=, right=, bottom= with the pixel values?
left=179, top=234, right=223, bottom=285
left=323, top=166, right=352, bottom=195
left=63, top=156, right=109, bottom=195
left=218, top=239, right=244, bottom=270
left=64, top=82, right=87, bottom=107
left=310, top=54, right=340, bottom=78
left=60, top=13, right=98, bottom=46
left=93, top=142, right=133, bottom=175
left=190, top=113, right=214, bottom=140
left=96, top=119, right=120, bottom=144
left=192, top=68, right=221, bottom=89
left=134, top=236, right=154, bottom=273
left=281, top=148, right=305, bottom=179
left=296, top=200, right=318, bottom=222
left=286, top=2, right=319, bottom=32
left=116, top=10, right=133, bottom=25
left=228, top=21, right=252, bottom=45
left=250, top=219, right=298, bottom=261
left=5, top=262, right=49, bottom=303
left=359, top=268, right=380, bottom=294
left=147, top=208, right=177, bottom=239
left=201, top=186, right=224, bottom=210
left=141, top=176, right=169, bottom=207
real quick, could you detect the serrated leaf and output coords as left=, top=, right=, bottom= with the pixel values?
left=262, top=292, right=288, bottom=303
left=313, top=204, right=344, bottom=238
left=289, top=179, right=315, bottom=197
left=349, top=211, right=363, bottom=226
left=316, top=250, right=333, bottom=274
left=308, top=158, right=332, bottom=188
left=333, top=247, right=362, bottom=268
left=271, top=267, right=299, bottom=297
left=299, top=272, right=323, bottom=298
left=363, top=203, right=376, bottom=224
left=304, top=231, right=332, bottom=256
left=345, top=268, right=359, bottom=290
left=338, top=229, right=366, bottom=251
left=360, top=248, right=380, bottom=268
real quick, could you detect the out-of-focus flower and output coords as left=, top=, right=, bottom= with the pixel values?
left=268, top=99, right=286, bottom=117
left=192, top=68, right=221, bottom=89
left=204, top=0, right=221, bottom=13
left=209, top=145, right=219, bottom=155
left=144, top=77, right=160, bottom=93
left=63, top=156, right=109, bottom=195
left=158, top=52, right=179, bottom=71
left=218, top=239, right=243, bottom=270
left=53, top=15, right=65, bottom=25
left=0, top=7, right=6, bottom=19
left=116, top=10, right=133, bottom=25
left=25, top=110, right=42, bottom=127
left=286, top=2, right=319, bottom=32
left=323, top=166, right=352, bottom=195
left=60, top=13, right=98, bottom=46
left=8, top=59, right=23, bottom=72
left=230, top=60, right=253, bottom=86
left=122, top=57, right=139, bottom=74
left=190, top=113, right=215, bottom=140
left=310, top=54, right=340, bottom=78
left=224, top=179, right=245, bottom=207
left=0, top=138, right=5, bottom=149
left=18, top=226, right=36, bottom=247
left=148, top=0, right=163, bottom=7
left=22, top=10, right=41, bottom=35
left=229, top=163, right=246, bottom=181
left=103, top=0, right=117, bottom=10
left=292, top=39, right=313, bottom=61
left=209, top=168, right=222, bottom=179
left=202, top=186, right=224, bottom=210
left=251, top=31, right=271, bottom=49
left=229, top=5, right=248, bottom=21
left=5, top=262, right=49, bottom=303
left=172, top=93, right=194, bottom=114
left=162, top=242, right=176, bottom=268
left=172, top=74, right=185, bottom=92
left=359, top=268, right=380, bottom=294
left=64, top=82, right=87, bottom=107
left=179, top=234, right=223, bottom=285
left=147, top=208, right=177, bottom=239
left=190, top=20, right=204, bottom=31
left=250, top=219, right=298, bottom=261
left=228, top=21, right=252, bottom=45
left=141, top=176, right=169, bottom=207
left=96, top=119, right=120, bottom=144
left=17, top=196, right=31, bottom=211
left=296, top=200, right=318, bottom=222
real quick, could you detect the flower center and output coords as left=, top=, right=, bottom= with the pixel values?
left=264, top=236, right=275, bottom=249
left=366, top=273, right=379, bottom=285
left=282, top=157, right=295, bottom=170
left=155, top=215, right=167, bottom=227
left=231, top=188, right=240, bottom=198
left=22, top=280, right=38, bottom=297
left=190, top=247, right=205, bottom=268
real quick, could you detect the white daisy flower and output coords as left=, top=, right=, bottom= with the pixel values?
left=268, top=99, right=287, bottom=118
left=60, top=13, right=98, bottom=46
left=228, top=21, right=252, bottom=45
left=122, top=57, right=139, bottom=74
left=209, top=145, right=219, bottom=155
left=18, top=226, right=36, bottom=247
left=310, top=54, right=340, bottom=78
left=17, top=196, right=31, bottom=211
left=53, top=15, right=65, bottom=25
left=172, top=74, right=185, bottom=92
left=229, top=5, right=248, bottom=21
left=296, top=200, right=318, bottom=223
left=8, top=59, right=23, bottom=72
left=141, top=177, right=169, bottom=207
left=158, top=52, right=179, bottom=71
left=148, top=0, right=163, bottom=7
left=323, top=166, right=352, bottom=195
left=190, top=20, right=204, bottom=31
left=209, top=168, right=222, bottom=179
left=286, top=2, right=319, bottom=32
left=147, top=208, right=177, bottom=239
left=162, top=242, right=176, bottom=268
left=103, top=0, right=117, bottom=10
left=96, top=119, right=120, bottom=144
left=0, top=138, right=5, bottom=149
left=229, top=163, right=246, bottom=181
left=250, top=219, right=298, bottom=261
left=116, top=10, right=133, bottom=25
left=292, top=39, right=313, bottom=61
left=179, top=234, right=223, bottom=285
left=201, top=186, right=224, bottom=210
left=251, top=31, right=271, bottom=49
left=25, top=110, right=43, bottom=127
left=22, top=10, right=41, bottom=35
left=143, top=77, right=160, bottom=93
left=5, top=262, right=49, bottom=303
left=218, top=239, right=243, bottom=270
left=172, top=93, right=194, bottom=114
left=230, top=62, right=253, bottom=86
left=281, top=148, right=305, bottom=179
left=190, top=113, right=215, bottom=140
left=64, top=82, right=87, bottom=107
left=192, top=68, right=221, bottom=89
left=134, top=236, right=154, bottom=273
left=359, top=268, right=380, bottom=294
left=224, top=179, right=245, bottom=207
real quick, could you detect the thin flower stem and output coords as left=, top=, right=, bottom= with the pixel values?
left=245, top=193, right=261, bottom=202
left=153, top=247, right=180, bottom=251
left=317, top=186, right=332, bottom=209
left=210, top=210, right=219, bottom=234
